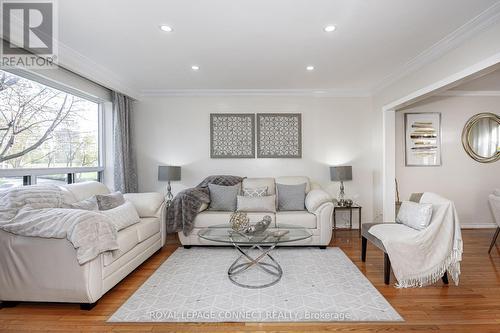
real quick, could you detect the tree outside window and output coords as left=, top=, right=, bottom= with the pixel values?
left=0, top=70, right=99, bottom=170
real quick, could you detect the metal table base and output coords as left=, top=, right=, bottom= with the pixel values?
left=228, top=236, right=283, bottom=289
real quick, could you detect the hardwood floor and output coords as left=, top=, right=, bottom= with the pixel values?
left=1, top=229, right=499, bottom=332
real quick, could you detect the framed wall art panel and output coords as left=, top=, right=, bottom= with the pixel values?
left=257, top=113, right=302, bottom=158
left=405, top=112, right=441, bottom=166
left=210, top=113, right=255, bottom=158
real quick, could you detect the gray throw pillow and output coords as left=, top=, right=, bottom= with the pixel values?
left=277, top=183, right=306, bottom=211
left=208, top=183, right=241, bottom=211
left=96, top=191, right=125, bottom=211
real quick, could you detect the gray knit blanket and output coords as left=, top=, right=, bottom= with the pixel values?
left=0, top=185, right=118, bottom=264
left=166, top=175, right=243, bottom=236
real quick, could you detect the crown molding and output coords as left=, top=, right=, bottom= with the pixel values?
left=56, top=42, right=141, bottom=100
left=437, top=90, right=500, bottom=97
left=140, top=88, right=372, bottom=98
left=0, top=36, right=140, bottom=100
left=372, top=2, right=500, bottom=94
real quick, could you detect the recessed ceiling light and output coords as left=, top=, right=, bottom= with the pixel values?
left=191, top=65, right=200, bottom=71
left=160, top=25, right=173, bottom=32
left=306, top=65, right=315, bottom=71
left=324, top=25, right=336, bottom=32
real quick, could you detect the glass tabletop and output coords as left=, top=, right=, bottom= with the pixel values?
left=198, top=223, right=312, bottom=245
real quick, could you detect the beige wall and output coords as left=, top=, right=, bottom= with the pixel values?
left=133, top=95, right=375, bottom=225
left=372, top=19, right=500, bottom=222
left=395, top=95, right=500, bottom=227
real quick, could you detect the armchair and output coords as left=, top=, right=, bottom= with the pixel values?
left=488, top=191, right=500, bottom=253
left=361, top=193, right=453, bottom=286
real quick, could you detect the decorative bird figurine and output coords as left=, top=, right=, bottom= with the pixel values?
left=244, top=215, right=272, bottom=235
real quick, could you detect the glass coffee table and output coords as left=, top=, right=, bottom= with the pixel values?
left=198, top=224, right=312, bottom=289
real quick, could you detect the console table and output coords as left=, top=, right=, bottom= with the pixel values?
left=333, top=204, right=362, bottom=238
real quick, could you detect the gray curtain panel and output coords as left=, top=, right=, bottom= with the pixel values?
left=112, top=92, right=138, bottom=193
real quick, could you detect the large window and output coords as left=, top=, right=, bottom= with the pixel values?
left=0, top=70, right=103, bottom=185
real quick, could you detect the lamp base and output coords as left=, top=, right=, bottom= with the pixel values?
left=337, top=181, right=345, bottom=205
left=166, top=181, right=174, bottom=206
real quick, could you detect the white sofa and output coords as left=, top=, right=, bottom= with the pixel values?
left=178, top=177, right=334, bottom=247
left=0, top=181, right=165, bottom=309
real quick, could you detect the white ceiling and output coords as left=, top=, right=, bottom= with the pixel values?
left=451, top=69, right=500, bottom=91
left=58, top=0, right=500, bottom=95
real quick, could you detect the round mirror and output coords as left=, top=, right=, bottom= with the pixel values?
left=461, top=112, right=500, bottom=163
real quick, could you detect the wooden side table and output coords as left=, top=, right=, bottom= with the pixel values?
left=333, top=204, right=362, bottom=238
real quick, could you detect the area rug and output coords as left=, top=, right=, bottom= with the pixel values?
left=108, top=247, right=402, bottom=322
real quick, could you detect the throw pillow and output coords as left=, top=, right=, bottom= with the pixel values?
left=276, top=183, right=306, bottom=211
left=243, top=186, right=268, bottom=197
left=69, top=196, right=99, bottom=211
left=396, top=201, right=433, bottom=230
left=60, top=187, right=77, bottom=204
left=100, top=201, right=140, bottom=231
left=96, top=192, right=125, bottom=210
left=237, top=195, right=276, bottom=212
left=208, top=183, right=241, bottom=211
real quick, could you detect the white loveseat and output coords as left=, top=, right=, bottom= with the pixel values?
left=0, top=181, right=165, bottom=309
left=178, top=177, right=334, bottom=247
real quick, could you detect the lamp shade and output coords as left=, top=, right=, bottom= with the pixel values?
left=330, top=166, right=352, bottom=181
left=158, top=166, right=181, bottom=181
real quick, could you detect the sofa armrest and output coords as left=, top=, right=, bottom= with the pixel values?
left=124, top=192, right=165, bottom=218
left=305, top=189, right=334, bottom=245
left=305, top=189, right=332, bottom=214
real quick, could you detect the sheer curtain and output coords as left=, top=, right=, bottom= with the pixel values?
left=112, top=92, right=138, bottom=193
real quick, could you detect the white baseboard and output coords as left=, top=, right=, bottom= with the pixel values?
left=460, top=223, right=497, bottom=229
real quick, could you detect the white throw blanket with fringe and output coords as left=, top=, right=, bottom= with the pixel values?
left=0, top=185, right=118, bottom=264
left=369, top=192, right=463, bottom=288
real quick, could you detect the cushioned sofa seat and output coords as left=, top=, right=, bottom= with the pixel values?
left=103, top=226, right=140, bottom=266
left=136, top=217, right=161, bottom=242
left=276, top=211, right=316, bottom=229
left=102, top=233, right=161, bottom=280
left=194, top=211, right=276, bottom=228
left=103, top=217, right=161, bottom=267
